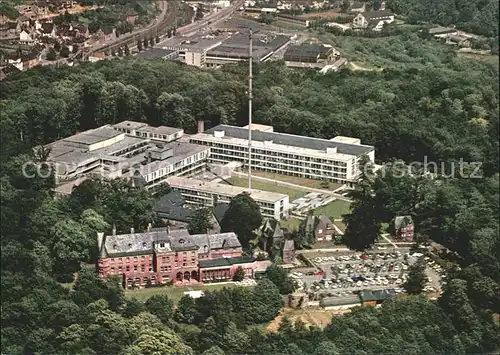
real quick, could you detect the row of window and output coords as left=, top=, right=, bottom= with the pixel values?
left=191, top=139, right=349, bottom=166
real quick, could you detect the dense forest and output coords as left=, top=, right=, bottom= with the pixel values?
left=387, top=0, right=499, bottom=37
left=1, top=31, right=499, bottom=354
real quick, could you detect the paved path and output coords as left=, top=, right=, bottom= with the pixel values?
left=233, top=171, right=352, bottom=202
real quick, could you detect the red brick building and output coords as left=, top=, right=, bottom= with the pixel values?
left=97, top=227, right=270, bottom=288
left=394, top=215, right=414, bottom=242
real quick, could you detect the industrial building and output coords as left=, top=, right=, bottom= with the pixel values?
left=159, top=29, right=291, bottom=67
left=283, top=43, right=337, bottom=63
left=166, top=176, right=290, bottom=220
left=136, top=48, right=179, bottom=61
left=189, top=124, right=375, bottom=184
left=45, top=121, right=209, bottom=192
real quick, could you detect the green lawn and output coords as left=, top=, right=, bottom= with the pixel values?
left=125, top=283, right=238, bottom=303
left=313, top=199, right=351, bottom=220
left=280, top=217, right=302, bottom=232
left=228, top=177, right=307, bottom=201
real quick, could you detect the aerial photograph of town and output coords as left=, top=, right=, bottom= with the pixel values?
left=0, top=0, right=498, bottom=354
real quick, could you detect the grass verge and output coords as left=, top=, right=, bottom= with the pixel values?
left=125, top=283, right=238, bottom=303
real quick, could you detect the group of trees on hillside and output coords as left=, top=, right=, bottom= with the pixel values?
left=388, top=0, right=499, bottom=37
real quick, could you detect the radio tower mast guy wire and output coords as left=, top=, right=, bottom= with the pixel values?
left=248, top=28, right=253, bottom=191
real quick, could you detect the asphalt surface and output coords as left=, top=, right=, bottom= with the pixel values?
left=295, top=246, right=444, bottom=300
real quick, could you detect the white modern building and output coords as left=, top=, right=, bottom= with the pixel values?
left=44, top=121, right=208, bottom=193
left=166, top=176, right=289, bottom=220
left=189, top=124, right=375, bottom=184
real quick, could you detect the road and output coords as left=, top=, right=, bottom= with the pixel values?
left=81, top=0, right=169, bottom=60
left=174, top=0, right=245, bottom=38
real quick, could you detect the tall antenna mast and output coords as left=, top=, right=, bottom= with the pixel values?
left=248, top=28, right=253, bottom=191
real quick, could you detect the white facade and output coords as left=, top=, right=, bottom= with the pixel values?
left=353, top=12, right=394, bottom=29
left=185, top=50, right=205, bottom=67
left=166, top=176, right=289, bottom=220
left=189, top=125, right=375, bottom=184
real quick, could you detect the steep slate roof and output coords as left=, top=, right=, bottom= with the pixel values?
left=154, top=191, right=194, bottom=222
left=40, top=22, right=54, bottom=33
left=104, top=229, right=189, bottom=257
left=394, top=215, right=413, bottom=230
left=102, top=229, right=240, bottom=257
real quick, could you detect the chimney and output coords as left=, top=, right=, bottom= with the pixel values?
left=130, top=227, right=135, bottom=234
left=112, top=224, right=116, bottom=236
left=167, top=225, right=170, bottom=235
left=147, top=223, right=152, bottom=232
left=97, top=232, right=106, bottom=258
left=147, top=152, right=152, bottom=163
left=197, top=120, right=205, bottom=133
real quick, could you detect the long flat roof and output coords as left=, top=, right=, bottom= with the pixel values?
left=138, top=142, right=208, bottom=174
left=63, top=126, right=122, bottom=146
left=167, top=176, right=288, bottom=203
left=200, top=125, right=374, bottom=157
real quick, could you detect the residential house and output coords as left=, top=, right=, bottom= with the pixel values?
left=352, top=10, right=394, bottom=30
left=75, top=25, right=90, bottom=38
left=39, top=21, right=56, bottom=38
left=446, top=34, right=471, bottom=48
left=100, top=25, right=116, bottom=42
left=0, top=64, right=22, bottom=80
left=124, top=9, right=139, bottom=24
left=19, top=29, right=35, bottom=44
left=394, top=215, right=414, bottom=242
left=283, top=239, right=295, bottom=264
left=18, top=15, right=31, bottom=27
left=303, top=215, right=336, bottom=243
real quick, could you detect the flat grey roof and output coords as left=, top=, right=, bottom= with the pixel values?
left=138, top=142, right=208, bottom=173
left=203, top=125, right=374, bottom=156
left=136, top=48, right=177, bottom=59
left=63, top=126, right=122, bottom=146
left=138, top=125, right=183, bottom=136
left=113, top=120, right=149, bottom=130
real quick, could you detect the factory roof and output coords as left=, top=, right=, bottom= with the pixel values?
left=138, top=125, right=183, bottom=136
left=360, top=289, right=397, bottom=302
left=321, top=295, right=361, bottom=307
left=284, top=43, right=332, bottom=60
left=200, top=125, right=374, bottom=157
left=167, top=176, right=289, bottom=203
left=137, top=48, right=178, bottom=59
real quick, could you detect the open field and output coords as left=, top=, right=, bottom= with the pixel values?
left=228, top=176, right=307, bottom=201
left=125, top=283, right=238, bottom=303
left=313, top=199, right=351, bottom=219
left=266, top=307, right=344, bottom=331
left=249, top=170, right=343, bottom=191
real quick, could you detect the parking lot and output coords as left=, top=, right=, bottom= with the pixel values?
left=292, top=248, right=443, bottom=301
